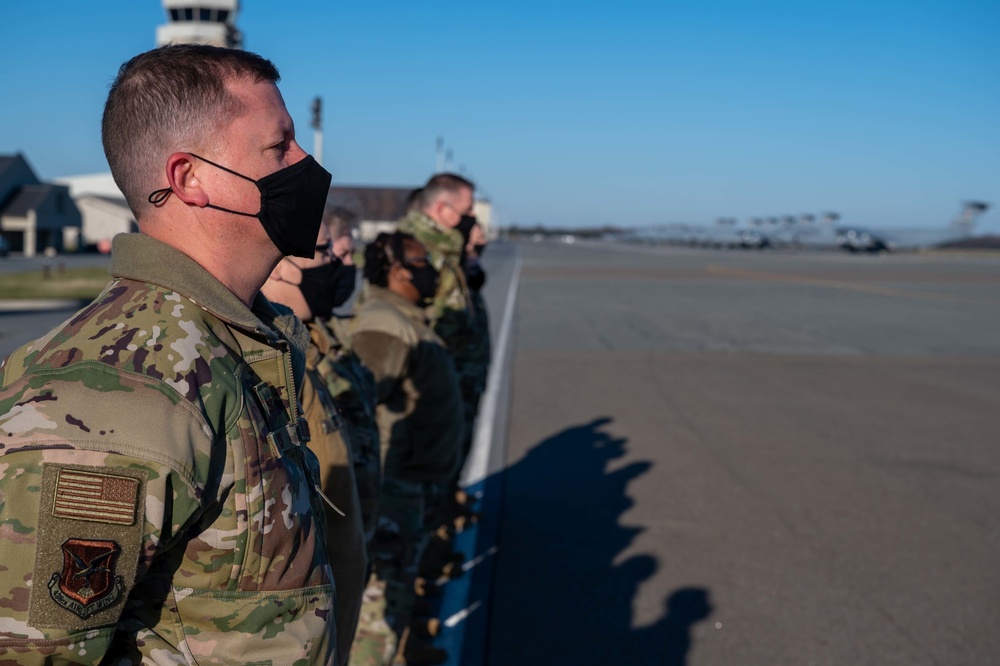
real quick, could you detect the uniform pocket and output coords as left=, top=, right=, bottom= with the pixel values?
left=172, top=584, right=336, bottom=666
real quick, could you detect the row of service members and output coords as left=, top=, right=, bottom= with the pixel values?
left=261, top=177, right=491, bottom=665
left=0, top=44, right=487, bottom=666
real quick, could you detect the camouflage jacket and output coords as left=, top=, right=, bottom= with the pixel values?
left=302, top=320, right=371, bottom=666
left=311, top=317, right=380, bottom=542
left=0, top=234, right=336, bottom=665
left=350, top=287, right=463, bottom=483
left=396, top=212, right=477, bottom=372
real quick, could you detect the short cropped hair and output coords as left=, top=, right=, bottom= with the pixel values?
left=102, top=44, right=280, bottom=216
left=406, top=188, right=423, bottom=212
left=324, top=205, right=356, bottom=239
left=419, top=173, right=475, bottom=210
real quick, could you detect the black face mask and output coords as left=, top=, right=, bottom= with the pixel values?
left=408, top=264, right=440, bottom=304
left=297, top=260, right=356, bottom=319
left=465, top=262, right=486, bottom=292
left=148, top=153, right=332, bottom=259
left=456, top=215, right=478, bottom=245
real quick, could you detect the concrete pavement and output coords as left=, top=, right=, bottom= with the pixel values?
left=487, top=241, right=1000, bottom=665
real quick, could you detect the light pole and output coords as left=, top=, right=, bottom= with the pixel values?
left=311, top=96, right=323, bottom=167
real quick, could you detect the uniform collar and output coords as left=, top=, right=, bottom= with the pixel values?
left=110, top=232, right=274, bottom=333
left=397, top=210, right=465, bottom=257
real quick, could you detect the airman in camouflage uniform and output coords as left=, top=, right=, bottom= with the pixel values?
left=0, top=45, right=337, bottom=664
left=321, top=315, right=381, bottom=542
left=324, top=216, right=382, bottom=542
left=262, top=220, right=378, bottom=666
left=397, top=176, right=487, bottom=576
left=0, top=235, right=335, bottom=664
left=397, top=174, right=484, bottom=471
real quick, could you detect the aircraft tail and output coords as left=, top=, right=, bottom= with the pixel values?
left=949, top=201, right=990, bottom=233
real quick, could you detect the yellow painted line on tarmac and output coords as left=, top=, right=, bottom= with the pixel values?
left=704, top=264, right=970, bottom=303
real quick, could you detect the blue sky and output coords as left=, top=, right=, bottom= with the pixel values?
left=1, top=1, right=998, bottom=231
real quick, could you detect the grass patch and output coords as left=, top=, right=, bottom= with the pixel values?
left=0, top=267, right=110, bottom=300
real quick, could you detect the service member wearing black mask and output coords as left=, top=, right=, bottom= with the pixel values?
left=260, top=219, right=373, bottom=661
left=261, top=223, right=356, bottom=322
left=456, top=214, right=478, bottom=253
left=462, top=220, right=489, bottom=292
left=149, top=152, right=332, bottom=259
left=351, top=231, right=464, bottom=663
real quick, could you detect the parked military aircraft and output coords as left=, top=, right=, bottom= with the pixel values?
left=621, top=202, right=989, bottom=254
left=834, top=202, right=990, bottom=253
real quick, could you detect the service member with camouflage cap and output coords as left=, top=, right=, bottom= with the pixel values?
left=0, top=45, right=337, bottom=664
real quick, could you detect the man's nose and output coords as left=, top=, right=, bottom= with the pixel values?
left=289, top=140, right=309, bottom=164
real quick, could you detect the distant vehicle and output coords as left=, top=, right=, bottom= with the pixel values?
left=560, top=234, right=577, bottom=244
left=0, top=236, right=9, bottom=258
left=835, top=202, right=990, bottom=253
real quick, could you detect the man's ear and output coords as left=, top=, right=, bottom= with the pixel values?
left=427, top=199, right=445, bottom=222
left=165, top=153, right=209, bottom=206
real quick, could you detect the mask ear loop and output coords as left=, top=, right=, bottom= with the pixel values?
left=147, top=153, right=258, bottom=209
left=148, top=188, right=172, bottom=206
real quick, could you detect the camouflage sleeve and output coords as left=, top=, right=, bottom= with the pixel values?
left=301, top=373, right=367, bottom=666
left=318, top=353, right=381, bottom=542
left=0, top=370, right=214, bottom=664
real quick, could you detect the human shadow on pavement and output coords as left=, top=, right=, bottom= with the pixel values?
left=486, top=417, right=714, bottom=665
left=631, top=586, right=714, bottom=665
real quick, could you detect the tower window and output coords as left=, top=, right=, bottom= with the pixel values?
left=183, top=7, right=194, bottom=21
left=170, top=8, right=181, bottom=20
left=199, top=8, right=211, bottom=21
left=217, top=9, right=229, bottom=22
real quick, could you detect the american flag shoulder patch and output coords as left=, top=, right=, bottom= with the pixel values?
left=51, top=468, right=140, bottom=526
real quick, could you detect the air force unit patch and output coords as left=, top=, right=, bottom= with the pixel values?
left=48, top=539, right=125, bottom=618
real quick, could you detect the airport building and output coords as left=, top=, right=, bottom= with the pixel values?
left=56, top=173, right=136, bottom=254
left=0, top=154, right=81, bottom=256
left=156, top=0, right=242, bottom=49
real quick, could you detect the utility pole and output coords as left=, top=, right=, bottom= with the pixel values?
left=311, top=96, right=323, bottom=167
left=435, top=136, right=444, bottom=173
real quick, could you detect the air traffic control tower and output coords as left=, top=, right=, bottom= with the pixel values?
left=156, top=0, right=242, bottom=49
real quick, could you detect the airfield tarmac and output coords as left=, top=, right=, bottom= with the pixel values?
left=487, top=241, right=1000, bottom=665
left=1, top=243, right=998, bottom=665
